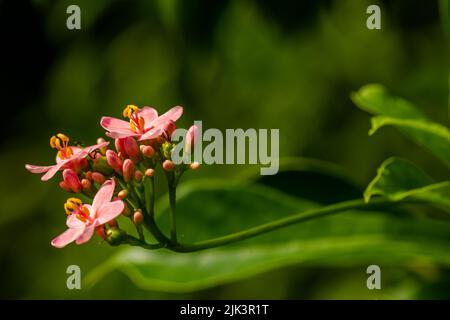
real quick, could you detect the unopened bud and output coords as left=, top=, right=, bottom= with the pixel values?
left=133, top=211, right=144, bottom=225
left=81, top=178, right=92, bottom=190
left=118, top=189, right=128, bottom=199
left=190, top=162, right=200, bottom=170
left=91, top=172, right=106, bottom=184
left=63, top=169, right=82, bottom=193
left=162, top=159, right=176, bottom=171
left=123, top=137, right=139, bottom=159
left=59, top=180, right=71, bottom=192
left=140, top=145, right=155, bottom=158
left=145, top=168, right=155, bottom=177
left=185, top=125, right=199, bottom=153
left=105, top=227, right=125, bottom=246
left=123, top=159, right=134, bottom=182
left=115, top=138, right=126, bottom=156
left=134, top=170, right=143, bottom=182
left=106, top=149, right=123, bottom=174
left=108, top=219, right=118, bottom=228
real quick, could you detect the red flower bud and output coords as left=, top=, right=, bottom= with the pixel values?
left=190, top=162, right=200, bottom=170
left=162, top=159, right=176, bottom=172
left=59, top=180, right=71, bottom=192
left=134, top=170, right=143, bottom=182
left=63, top=169, right=81, bottom=193
left=145, top=168, right=155, bottom=177
left=140, top=145, right=155, bottom=158
left=123, top=137, right=139, bottom=159
left=133, top=211, right=144, bottom=225
left=115, top=138, right=126, bottom=156
left=118, top=189, right=128, bottom=199
left=185, top=125, right=199, bottom=153
left=123, top=159, right=134, bottom=182
left=106, top=150, right=123, bottom=174
left=81, top=178, right=92, bottom=191
left=91, top=172, right=106, bottom=184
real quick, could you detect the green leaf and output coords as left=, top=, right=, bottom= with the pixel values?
left=364, top=157, right=450, bottom=211
left=352, top=84, right=450, bottom=166
left=87, top=181, right=450, bottom=292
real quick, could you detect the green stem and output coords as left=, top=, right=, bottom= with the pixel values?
left=123, top=234, right=165, bottom=250
left=142, top=176, right=171, bottom=244
left=167, top=175, right=178, bottom=244
left=167, top=198, right=394, bottom=253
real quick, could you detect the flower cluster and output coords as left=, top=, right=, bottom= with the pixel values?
left=26, top=105, right=199, bottom=249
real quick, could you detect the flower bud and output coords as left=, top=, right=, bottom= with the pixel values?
left=105, top=227, right=125, bottom=246
left=84, top=171, right=92, bottom=180
left=77, top=158, right=89, bottom=170
left=134, top=170, right=143, bottom=182
left=123, top=137, right=139, bottom=159
left=106, top=150, right=123, bottom=174
left=118, top=189, right=128, bottom=199
left=81, top=178, right=92, bottom=191
left=63, top=169, right=82, bottom=193
left=91, top=172, right=106, bottom=184
left=162, top=141, right=174, bottom=159
left=123, top=159, right=134, bottom=182
left=162, top=159, right=176, bottom=172
left=59, top=180, right=71, bottom=192
left=115, top=138, right=126, bottom=156
left=133, top=211, right=144, bottom=225
left=185, top=125, right=199, bottom=153
left=190, top=162, right=200, bottom=170
left=145, top=168, right=155, bottom=177
left=140, top=145, right=155, bottom=158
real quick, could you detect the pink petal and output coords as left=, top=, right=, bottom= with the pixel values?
left=25, top=164, right=53, bottom=174
left=101, top=117, right=134, bottom=134
left=75, top=225, right=95, bottom=245
left=51, top=227, right=85, bottom=248
left=66, top=213, right=86, bottom=228
left=106, top=131, right=140, bottom=139
left=55, top=146, right=83, bottom=164
left=151, top=106, right=183, bottom=127
left=95, top=200, right=125, bottom=225
left=82, top=141, right=110, bottom=155
left=139, top=107, right=159, bottom=129
left=92, top=179, right=115, bottom=212
left=40, top=161, right=67, bottom=181
left=139, top=128, right=162, bottom=141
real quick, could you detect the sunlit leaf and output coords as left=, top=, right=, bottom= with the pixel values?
left=364, top=157, right=450, bottom=211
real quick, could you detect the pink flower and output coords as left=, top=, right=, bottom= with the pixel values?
left=51, top=179, right=124, bottom=248
left=100, top=105, right=183, bottom=141
left=25, top=134, right=109, bottom=181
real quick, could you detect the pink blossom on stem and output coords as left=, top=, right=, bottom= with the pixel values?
left=25, top=137, right=109, bottom=181
left=51, top=180, right=124, bottom=248
left=100, top=105, right=183, bottom=141
left=106, top=150, right=123, bottom=174
left=122, top=159, right=134, bottom=182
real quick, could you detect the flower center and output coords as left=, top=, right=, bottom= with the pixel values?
left=50, top=133, right=73, bottom=159
left=64, top=198, right=92, bottom=223
left=123, top=105, right=145, bottom=133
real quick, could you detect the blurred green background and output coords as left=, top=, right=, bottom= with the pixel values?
left=1, top=0, right=449, bottom=299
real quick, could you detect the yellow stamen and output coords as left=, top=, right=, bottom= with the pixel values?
left=64, top=198, right=83, bottom=215
left=123, top=105, right=140, bottom=118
